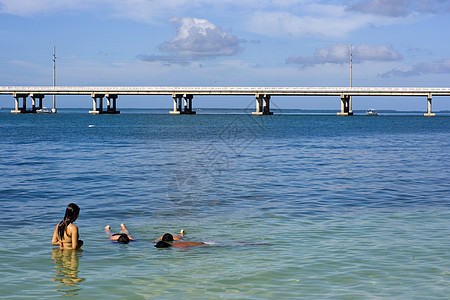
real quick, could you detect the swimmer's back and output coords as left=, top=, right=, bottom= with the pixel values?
left=52, top=223, right=81, bottom=249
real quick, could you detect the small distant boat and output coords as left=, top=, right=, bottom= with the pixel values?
left=366, top=109, right=378, bottom=116
left=36, top=107, right=51, bottom=114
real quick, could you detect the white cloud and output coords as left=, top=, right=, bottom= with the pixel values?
left=286, top=43, right=402, bottom=66
left=346, top=0, right=412, bottom=17
left=346, top=0, right=450, bottom=17
left=105, top=0, right=193, bottom=24
left=380, top=58, right=450, bottom=77
left=2, top=0, right=444, bottom=37
left=354, top=44, right=403, bottom=61
left=0, top=0, right=92, bottom=16
left=244, top=5, right=395, bottom=38
left=139, top=18, right=243, bottom=65
left=0, top=0, right=189, bottom=20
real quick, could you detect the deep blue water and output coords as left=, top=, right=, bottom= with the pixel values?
left=0, top=109, right=449, bottom=299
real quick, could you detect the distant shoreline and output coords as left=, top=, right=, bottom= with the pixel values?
left=2, top=107, right=450, bottom=111
left=1, top=107, right=450, bottom=116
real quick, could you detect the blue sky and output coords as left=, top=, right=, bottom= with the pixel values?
left=1, top=0, right=450, bottom=110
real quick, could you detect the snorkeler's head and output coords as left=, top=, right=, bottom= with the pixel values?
left=117, top=234, right=130, bottom=244
left=155, top=241, right=172, bottom=248
left=162, top=233, right=174, bottom=242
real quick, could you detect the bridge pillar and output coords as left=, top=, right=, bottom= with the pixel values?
left=105, top=94, right=120, bottom=114
left=31, top=96, right=36, bottom=112
left=30, top=94, right=45, bottom=112
left=90, top=93, right=105, bottom=114
left=183, top=94, right=196, bottom=114
left=424, top=94, right=435, bottom=117
left=252, top=94, right=273, bottom=115
left=263, top=95, right=273, bottom=115
left=170, top=94, right=182, bottom=114
left=349, top=96, right=353, bottom=115
left=170, top=94, right=195, bottom=114
left=337, top=95, right=353, bottom=116
left=11, top=93, right=29, bottom=114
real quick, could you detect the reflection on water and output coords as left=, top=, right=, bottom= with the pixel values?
left=52, top=248, right=85, bottom=296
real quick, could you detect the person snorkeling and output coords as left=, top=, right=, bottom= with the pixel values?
left=105, top=223, right=134, bottom=244
left=52, top=203, right=83, bottom=250
left=154, top=233, right=205, bottom=248
left=153, top=229, right=185, bottom=242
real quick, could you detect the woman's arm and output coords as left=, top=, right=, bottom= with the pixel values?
left=52, top=224, right=60, bottom=245
left=69, top=224, right=82, bottom=249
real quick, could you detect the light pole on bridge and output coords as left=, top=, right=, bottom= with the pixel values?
left=52, top=46, right=57, bottom=113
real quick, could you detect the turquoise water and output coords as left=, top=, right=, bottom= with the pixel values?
left=0, top=109, right=449, bottom=299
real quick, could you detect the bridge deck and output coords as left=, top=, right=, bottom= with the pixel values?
left=1, top=86, right=450, bottom=96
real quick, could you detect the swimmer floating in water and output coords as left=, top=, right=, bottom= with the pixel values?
left=155, top=233, right=205, bottom=248
left=154, top=232, right=272, bottom=249
left=105, top=223, right=134, bottom=244
left=153, top=229, right=185, bottom=242
left=52, top=203, right=83, bottom=250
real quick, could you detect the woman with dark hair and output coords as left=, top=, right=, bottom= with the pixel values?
left=52, top=203, right=83, bottom=250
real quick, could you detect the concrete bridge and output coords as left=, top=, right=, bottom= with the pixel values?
left=1, top=86, right=450, bottom=116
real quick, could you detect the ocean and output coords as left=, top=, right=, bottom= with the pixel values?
left=0, top=108, right=449, bottom=299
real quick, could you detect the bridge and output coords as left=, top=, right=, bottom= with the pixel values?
left=1, top=86, right=450, bottom=116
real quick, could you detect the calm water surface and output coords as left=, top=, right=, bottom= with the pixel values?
left=0, top=109, right=449, bottom=299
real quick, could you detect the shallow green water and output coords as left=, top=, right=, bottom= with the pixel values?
left=0, top=111, right=449, bottom=298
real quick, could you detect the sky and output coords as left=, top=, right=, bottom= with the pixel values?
left=1, top=0, right=450, bottom=110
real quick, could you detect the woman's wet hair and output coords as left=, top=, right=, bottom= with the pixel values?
left=117, top=234, right=130, bottom=244
left=162, top=233, right=173, bottom=242
left=155, top=241, right=172, bottom=248
left=58, top=203, right=80, bottom=240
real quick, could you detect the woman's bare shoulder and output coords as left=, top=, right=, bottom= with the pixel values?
left=67, top=223, right=78, bottom=233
